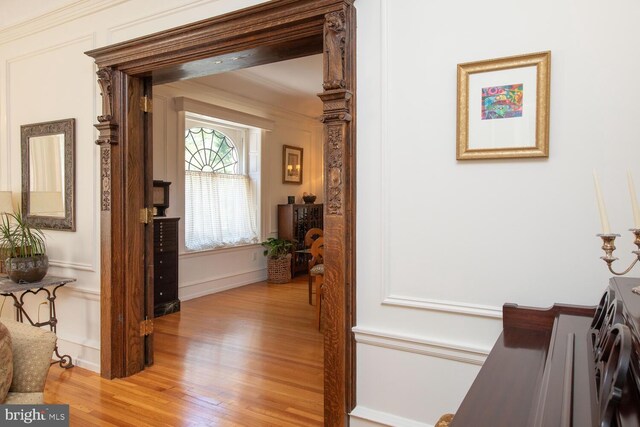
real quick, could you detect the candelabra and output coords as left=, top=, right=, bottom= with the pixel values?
left=598, top=229, right=640, bottom=294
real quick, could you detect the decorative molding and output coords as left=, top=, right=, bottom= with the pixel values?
left=49, top=260, right=96, bottom=273
left=319, top=89, right=352, bottom=217
left=323, top=10, right=347, bottom=91
left=179, top=243, right=262, bottom=259
left=65, top=285, right=101, bottom=301
left=326, top=124, right=344, bottom=216
left=174, top=96, right=275, bottom=131
left=164, top=79, right=321, bottom=125
left=353, top=326, right=490, bottom=366
left=382, top=294, right=503, bottom=319
left=0, top=0, right=130, bottom=45
left=350, top=406, right=432, bottom=427
left=106, top=0, right=219, bottom=42
left=179, top=268, right=267, bottom=302
left=100, top=146, right=111, bottom=211
left=375, top=1, right=499, bottom=318
left=57, top=334, right=100, bottom=351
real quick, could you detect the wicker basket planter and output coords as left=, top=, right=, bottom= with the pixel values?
left=267, top=254, right=291, bottom=284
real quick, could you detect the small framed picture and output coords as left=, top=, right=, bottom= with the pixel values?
left=456, top=51, right=551, bottom=160
left=283, top=145, right=303, bottom=184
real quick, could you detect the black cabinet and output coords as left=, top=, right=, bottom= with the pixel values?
left=277, top=204, right=323, bottom=275
left=154, top=217, right=180, bottom=317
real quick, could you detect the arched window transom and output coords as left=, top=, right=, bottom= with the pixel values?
left=185, top=127, right=239, bottom=174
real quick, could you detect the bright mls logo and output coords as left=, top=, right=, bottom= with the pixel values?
left=1, top=405, right=69, bottom=426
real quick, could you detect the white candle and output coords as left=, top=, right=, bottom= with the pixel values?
left=593, top=171, right=611, bottom=234
left=628, top=171, right=640, bottom=228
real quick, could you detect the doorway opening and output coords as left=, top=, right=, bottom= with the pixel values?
left=150, top=56, right=326, bottom=422
left=85, top=2, right=356, bottom=425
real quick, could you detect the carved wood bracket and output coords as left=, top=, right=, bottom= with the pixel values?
left=323, top=10, right=347, bottom=91
left=97, top=67, right=114, bottom=123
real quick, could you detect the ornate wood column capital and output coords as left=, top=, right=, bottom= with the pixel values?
left=95, top=67, right=118, bottom=146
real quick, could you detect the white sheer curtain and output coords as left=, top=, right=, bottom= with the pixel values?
left=185, top=170, right=258, bottom=251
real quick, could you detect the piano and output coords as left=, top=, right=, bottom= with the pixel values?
left=451, top=277, right=640, bottom=427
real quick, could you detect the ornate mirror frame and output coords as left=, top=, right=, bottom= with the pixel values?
left=21, top=118, right=76, bottom=231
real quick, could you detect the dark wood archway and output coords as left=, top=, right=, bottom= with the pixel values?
left=86, top=1, right=356, bottom=425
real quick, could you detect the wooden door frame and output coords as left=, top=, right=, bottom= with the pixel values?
left=86, top=1, right=356, bottom=425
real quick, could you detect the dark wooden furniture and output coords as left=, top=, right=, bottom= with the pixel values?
left=154, top=217, right=180, bottom=317
left=451, top=277, right=640, bottom=427
left=277, top=203, right=323, bottom=276
left=0, top=275, right=76, bottom=368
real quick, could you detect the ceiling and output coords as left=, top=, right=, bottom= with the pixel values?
left=190, top=54, right=323, bottom=117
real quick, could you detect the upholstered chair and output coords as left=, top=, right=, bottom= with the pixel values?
left=0, top=318, right=56, bottom=404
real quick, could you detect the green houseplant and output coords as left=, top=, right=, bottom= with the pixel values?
left=261, top=238, right=294, bottom=284
left=0, top=212, right=48, bottom=283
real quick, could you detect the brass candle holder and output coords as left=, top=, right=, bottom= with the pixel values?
left=598, top=229, right=640, bottom=294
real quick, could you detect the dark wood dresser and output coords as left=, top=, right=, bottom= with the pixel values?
left=451, top=277, right=640, bottom=427
left=154, top=217, right=180, bottom=317
left=277, top=203, right=323, bottom=275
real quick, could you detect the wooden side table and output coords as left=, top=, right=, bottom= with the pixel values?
left=0, top=275, right=76, bottom=368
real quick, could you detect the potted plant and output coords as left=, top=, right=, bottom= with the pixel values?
left=0, top=212, right=48, bottom=283
left=261, top=237, right=294, bottom=284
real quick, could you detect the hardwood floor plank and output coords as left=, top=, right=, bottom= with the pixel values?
left=45, top=276, right=323, bottom=426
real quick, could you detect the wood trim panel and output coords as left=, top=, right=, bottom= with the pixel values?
left=87, top=1, right=357, bottom=424
left=123, top=75, right=146, bottom=376
left=86, top=0, right=351, bottom=74
left=96, top=68, right=124, bottom=379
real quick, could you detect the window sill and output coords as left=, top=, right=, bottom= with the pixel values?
left=179, top=243, right=263, bottom=259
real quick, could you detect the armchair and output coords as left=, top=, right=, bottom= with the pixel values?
left=0, top=318, right=56, bottom=404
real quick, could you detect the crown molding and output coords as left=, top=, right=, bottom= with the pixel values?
left=0, top=0, right=130, bottom=45
left=164, top=79, right=322, bottom=125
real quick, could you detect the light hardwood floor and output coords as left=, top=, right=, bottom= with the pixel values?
left=44, top=276, right=324, bottom=426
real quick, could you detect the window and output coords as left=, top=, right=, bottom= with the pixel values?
left=184, top=118, right=259, bottom=251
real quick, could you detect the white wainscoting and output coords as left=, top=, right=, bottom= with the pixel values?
left=353, top=326, right=490, bottom=366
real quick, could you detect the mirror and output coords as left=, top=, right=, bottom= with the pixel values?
left=21, top=118, right=75, bottom=231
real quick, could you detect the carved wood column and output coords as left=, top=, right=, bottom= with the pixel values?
left=95, top=67, right=125, bottom=379
left=319, top=6, right=355, bottom=426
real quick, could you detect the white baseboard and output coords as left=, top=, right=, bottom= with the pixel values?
left=350, top=406, right=432, bottom=427
left=353, top=326, right=490, bottom=366
left=56, top=335, right=100, bottom=373
left=179, top=268, right=267, bottom=301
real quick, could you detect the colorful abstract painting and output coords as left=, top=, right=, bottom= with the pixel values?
left=481, top=84, right=523, bottom=120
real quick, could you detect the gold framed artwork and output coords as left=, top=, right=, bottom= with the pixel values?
left=282, top=145, right=303, bottom=184
left=456, top=51, right=551, bottom=160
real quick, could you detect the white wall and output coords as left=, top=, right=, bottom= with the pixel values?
left=152, top=79, right=323, bottom=301
left=3, top=1, right=639, bottom=425
left=353, top=0, right=640, bottom=426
